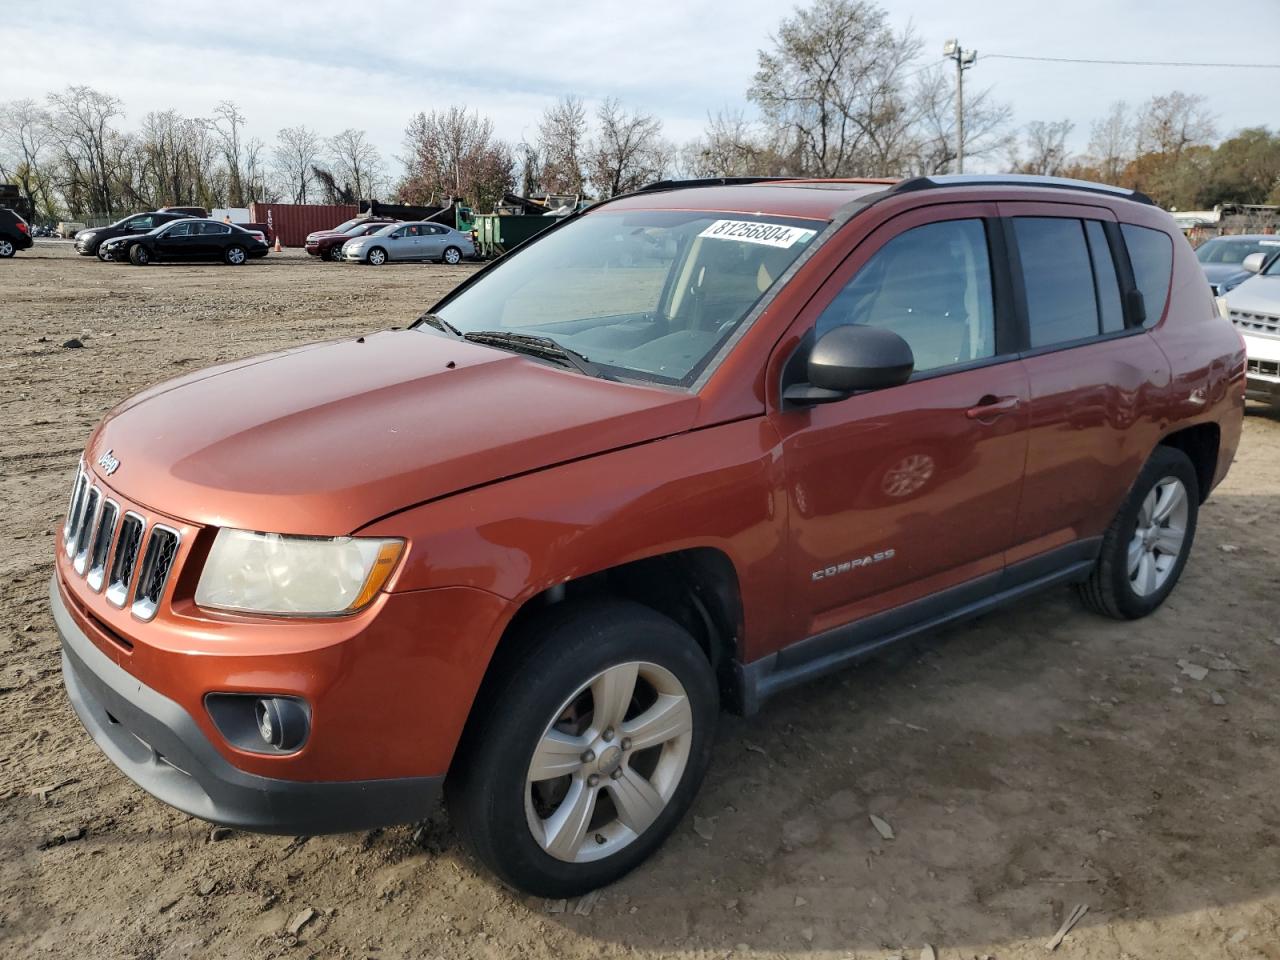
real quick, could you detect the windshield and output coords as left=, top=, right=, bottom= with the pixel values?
left=344, top=221, right=384, bottom=234
left=1197, top=236, right=1280, bottom=264
left=330, top=217, right=365, bottom=233
left=432, top=210, right=824, bottom=385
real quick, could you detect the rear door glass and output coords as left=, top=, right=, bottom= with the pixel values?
left=1012, top=217, right=1099, bottom=348
left=1084, top=221, right=1125, bottom=333
left=1121, top=224, right=1174, bottom=328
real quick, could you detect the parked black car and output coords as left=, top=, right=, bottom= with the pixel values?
left=74, top=211, right=189, bottom=259
left=0, top=207, right=34, bottom=258
left=101, top=219, right=270, bottom=266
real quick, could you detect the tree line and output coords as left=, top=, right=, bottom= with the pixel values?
left=2, top=0, right=1276, bottom=223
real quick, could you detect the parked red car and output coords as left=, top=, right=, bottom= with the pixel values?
left=304, top=218, right=399, bottom=261
left=54, top=175, right=1244, bottom=897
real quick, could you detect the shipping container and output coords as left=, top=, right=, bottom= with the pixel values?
left=249, top=202, right=359, bottom=247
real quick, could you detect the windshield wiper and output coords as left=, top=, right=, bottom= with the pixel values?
left=416, top=311, right=464, bottom=338
left=462, top=330, right=613, bottom=380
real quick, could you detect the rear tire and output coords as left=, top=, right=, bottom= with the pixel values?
left=128, top=245, right=149, bottom=266
left=225, top=245, right=246, bottom=265
left=1077, top=445, right=1199, bottom=620
left=442, top=245, right=462, bottom=265
left=0, top=239, right=14, bottom=258
left=446, top=599, right=718, bottom=898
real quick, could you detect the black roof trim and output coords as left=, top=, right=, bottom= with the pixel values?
left=637, top=176, right=800, bottom=193
left=889, top=174, right=1155, bottom=206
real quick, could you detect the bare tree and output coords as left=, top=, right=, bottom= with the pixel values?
left=329, top=128, right=383, bottom=199
left=907, top=66, right=1011, bottom=175
left=1087, top=101, right=1134, bottom=183
left=537, top=95, right=589, bottom=194
left=1008, top=118, right=1075, bottom=176
left=399, top=107, right=513, bottom=210
left=1136, top=91, right=1216, bottom=157
left=272, top=125, right=324, bottom=203
left=684, top=108, right=786, bottom=178
left=0, top=99, right=57, bottom=218
left=212, top=101, right=250, bottom=206
left=748, top=0, right=919, bottom=176
left=47, top=85, right=127, bottom=216
left=586, top=98, right=665, bottom=197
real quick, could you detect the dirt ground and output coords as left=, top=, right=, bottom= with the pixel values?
left=2, top=241, right=1279, bottom=960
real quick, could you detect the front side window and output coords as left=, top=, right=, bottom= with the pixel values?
left=1121, top=224, right=1173, bottom=327
left=1013, top=217, right=1099, bottom=347
left=815, top=218, right=996, bottom=372
left=165, top=222, right=194, bottom=238
left=435, top=210, right=825, bottom=385
left=127, top=216, right=154, bottom=230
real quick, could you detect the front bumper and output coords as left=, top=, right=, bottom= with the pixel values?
left=54, top=577, right=442, bottom=834
left=1242, top=332, right=1280, bottom=405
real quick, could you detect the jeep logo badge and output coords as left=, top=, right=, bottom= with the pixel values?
left=96, top=449, right=120, bottom=476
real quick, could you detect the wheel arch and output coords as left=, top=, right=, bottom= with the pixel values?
left=474, top=547, right=748, bottom=729
left=1158, top=421, right=1220, bottom=502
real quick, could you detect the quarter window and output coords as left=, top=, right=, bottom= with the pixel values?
left=815, top=219, right=996, bottom=373
left=1121, top=224, right=1174, bottom=327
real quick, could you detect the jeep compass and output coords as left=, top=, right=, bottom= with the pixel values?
left=52, top=174, right=1245, bottom=897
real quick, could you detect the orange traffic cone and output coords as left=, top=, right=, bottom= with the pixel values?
left=273, top=237, right=282, bottom=253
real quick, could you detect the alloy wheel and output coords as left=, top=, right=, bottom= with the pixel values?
left=0, top=240, right=14, bottom=257
left=1128, top=476, right=1189, bottom=596
left=525, top=661, right=692, bottom=864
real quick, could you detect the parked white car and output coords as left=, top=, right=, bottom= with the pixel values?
left=1224, top=250, right=1280, bottom=405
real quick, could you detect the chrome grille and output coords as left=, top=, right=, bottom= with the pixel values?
left=131, top=526, right=180, bottom=621
left=106, top=512, right=145, bottom=608
left=63, top=469, right=89, bottom=555
left=72, top=486, right=101, bottom=574
left=1230, top=309, right=1280, bottom=338
left=86, top=500, right=119, bottom=592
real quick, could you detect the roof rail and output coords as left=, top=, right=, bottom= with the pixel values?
left=889, top=173, right=1155, bottom=206
left=637, top=176, right=803, bottom=193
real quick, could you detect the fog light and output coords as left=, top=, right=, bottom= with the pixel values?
left=253, top=697, right=308, bottom=751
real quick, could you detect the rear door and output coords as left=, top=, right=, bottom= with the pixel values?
left=772, top=203, right=1030, bottom=645
left=421, top=224, right=447, bottom=259
left=998, top=201, right=1171, bottom=563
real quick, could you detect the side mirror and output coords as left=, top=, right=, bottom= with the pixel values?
left=784, top=325, right=914, bottom=405
left=1243, top=251, right=1267, bottom=274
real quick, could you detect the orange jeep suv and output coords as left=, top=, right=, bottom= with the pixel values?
left=53, top=175, right=1245, bottom=897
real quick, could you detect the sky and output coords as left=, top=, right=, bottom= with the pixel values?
left=8, top=0, right=1280, bottom=178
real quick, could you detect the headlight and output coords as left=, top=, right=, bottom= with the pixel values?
left=195, top=529, right=404, bottom=616
left=80, top=231, right=97, bottom=240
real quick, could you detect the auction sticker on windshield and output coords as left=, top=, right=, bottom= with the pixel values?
left=699, top=219, right=817, bottom=249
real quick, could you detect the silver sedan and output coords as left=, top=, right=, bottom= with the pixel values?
left=342, top=222, right=476, bottom=265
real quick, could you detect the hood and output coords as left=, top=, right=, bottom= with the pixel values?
left=87, top=329, right=699, bottom=535
left=1224, top=273, right=1280, bottom=315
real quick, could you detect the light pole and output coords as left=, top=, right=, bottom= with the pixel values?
left=942, top=39, right=978, bottom=173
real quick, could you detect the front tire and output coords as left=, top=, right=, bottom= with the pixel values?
left=96, top=243, right=112, bottom=261
left=326, top=245, right=345, bottom=262
left=446, top=600, right=718, bottom=898
left=128, top=245, right=150, bottom=266
left=367, top=246, right=387, bottom=266
left=1077, top=445, right=1199, bottom=620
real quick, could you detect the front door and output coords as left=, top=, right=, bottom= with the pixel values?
left=770, top=205, right=1030, bottom=644
left=155, top=221, right=196, bottom=259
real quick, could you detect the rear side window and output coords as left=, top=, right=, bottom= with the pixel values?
left=1084, top=221, right=1125, bottom=333
left=1012, top=217, right=1098, bottom=348
left=1121, top=224, right=1173, bottom=327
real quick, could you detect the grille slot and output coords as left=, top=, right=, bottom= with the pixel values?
left=106, top=512, right=146, bottom=608
left=72, top=487, right=101, bottom=575
left=131, top=526, right=180, bottom=621
left=1231, top=309, right=1280, bottom=337
left=1248, top=358, right=1280, bottom=378
left=86, top=500, right=120, bottom=592
left=63, top=470, right=88, bottom=556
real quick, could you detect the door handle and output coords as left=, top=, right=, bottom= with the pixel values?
left=965, top=395, right=1020, bottom=420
